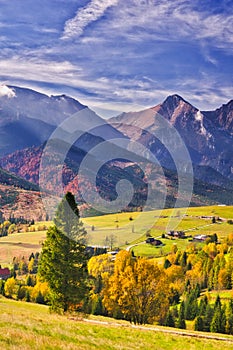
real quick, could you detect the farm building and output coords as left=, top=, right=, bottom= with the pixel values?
left=193, top=234, right=208, bottom=242
left=145, top=237, right=163, bottom=246
left=167, top=231, right=185, bottom=238
left=0, top=267, right=10, bottom=280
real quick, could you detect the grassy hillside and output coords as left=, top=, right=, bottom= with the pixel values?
left=0, top=230, right=47, bottom=265
left=83, top=205, right=233, bottom=246
left=0, top=205, right=232, bottom=264
left=0, top=297, right=233, bottom=350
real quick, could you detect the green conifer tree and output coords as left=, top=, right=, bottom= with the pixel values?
left=38, top=192, right=88, bottom=312
left=194, top=316, right=204, bottom=331
left=203, top=304, right=213, bottom=332
left=165, top=310, right=175, bottom=328
left=177, top=301, right=186, bottom=329
left=226, top=299, right=233, bottom=335
left=210, top=296, right=226, bottom=334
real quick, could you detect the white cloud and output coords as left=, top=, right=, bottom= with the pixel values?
left=0, top=84, right=15, bottom=98
left=98, top=0, right=233, bottom=48
left=62, top=0, right=119, bottom=39
left=0, top=57, right=116, bottom=95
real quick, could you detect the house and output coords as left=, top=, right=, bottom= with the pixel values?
left=146, top=237, right=163, bottom=246
left=167, top=230, right=185, bottom=238
left=85, top=246, right=107, bottom=256
left=0, top=267, right=11, bottom=280
left=146, top=237, right=155, bottom=244
left=193, top=234, right=208, bottom=242
left=107, top=250, right=119, bottom=261
left=151, top=239, right=163, bottom=246
left=175, top=231, right=185, bottom=238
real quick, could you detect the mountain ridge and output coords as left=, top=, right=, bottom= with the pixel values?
left=109, top=94, right=233, bottom=181
left=0, top=86, right=232, bottom=216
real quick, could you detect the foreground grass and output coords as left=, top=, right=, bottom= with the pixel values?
left=0, top=297, right=233, bottom=350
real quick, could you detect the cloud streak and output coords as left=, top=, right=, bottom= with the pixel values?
left=62, top=0, right=119, bottom=39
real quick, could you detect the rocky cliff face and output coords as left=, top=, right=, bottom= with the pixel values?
left=110, top=94, right=233, bottom=182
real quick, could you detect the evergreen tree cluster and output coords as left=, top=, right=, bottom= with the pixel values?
left=164, top=289, right=233, bottom=335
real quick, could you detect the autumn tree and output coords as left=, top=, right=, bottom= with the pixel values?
left=4, top=277, right=18, bottom=298
left=38, top=192, right=88, bottom=312
left=103, top=251, right=170, bottom=324
left=87, top=253, right=114, bottom=315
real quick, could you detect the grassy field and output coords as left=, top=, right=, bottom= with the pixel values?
left=0, top=297, right=233, bottom=349
left=0, top=230, right=47, bottom=265
left=83, top=205, right=233, bottom=247
left=131, top=238, right=202, bottom=258
left=206, top=290, right=233, bottom=301
left=0, top=205, right=232, bottom=264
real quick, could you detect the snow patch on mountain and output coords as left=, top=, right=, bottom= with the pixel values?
left=195, top=110, right=207, bottom=135
left=0, top=85, right=15, bottom=98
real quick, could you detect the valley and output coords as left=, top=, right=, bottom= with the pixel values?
left=0, top=205, right=232, bottom=265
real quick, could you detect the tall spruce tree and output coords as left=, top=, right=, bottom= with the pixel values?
left=38, top=192, right=88, bottom=312
left=177, top=301, right=186, bottom=329
left=203, top=303, right=213, bottom=332
left=226, top=299, right=233, bottom=335
left=164, top=310, right=175, bottom=328
left=210, top=296, right=226, bottom=334
left=194, top=316, right=204, bottom=331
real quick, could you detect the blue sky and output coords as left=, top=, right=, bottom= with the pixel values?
left=0, top=0, right=232, bottom=117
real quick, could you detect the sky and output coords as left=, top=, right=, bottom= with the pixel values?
left=0, top=0, right=232, bottom=117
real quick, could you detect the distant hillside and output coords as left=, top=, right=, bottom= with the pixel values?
left=0, top=167, right=47, bottom=221
left=0, top=166, right=38, bottom=191
left=0, top=183, right=46, bottom=221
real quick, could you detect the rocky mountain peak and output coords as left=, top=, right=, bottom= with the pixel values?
left=203, top=99, right=233, bottom=134
left=152, top=94, right=197, bottom=125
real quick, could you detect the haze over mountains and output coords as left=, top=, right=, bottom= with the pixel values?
left=0, top=85, right=232, bottom=219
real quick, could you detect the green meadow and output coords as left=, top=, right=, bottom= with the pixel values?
left=83, top=205, right=233, bottom=247
left=0, top=205, right=232, bottom=264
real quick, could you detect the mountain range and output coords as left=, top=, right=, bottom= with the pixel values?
left=110, top=95, right=233, bottom=182
left=0, top=85, right=232, bottom=220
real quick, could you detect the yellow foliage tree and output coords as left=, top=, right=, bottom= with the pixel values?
left=31, top=281, right=50, bottom=303
left=4, top=277, right=18, bottom=298
left=88, top=253, right=114, bottom=280
left=28, top=258, right=35, bottom=274
left=165, top=265, right=184, bottom=283
left=103, top=251, right=170, bottom=324
left=185, top=261, right=203, bottom=287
